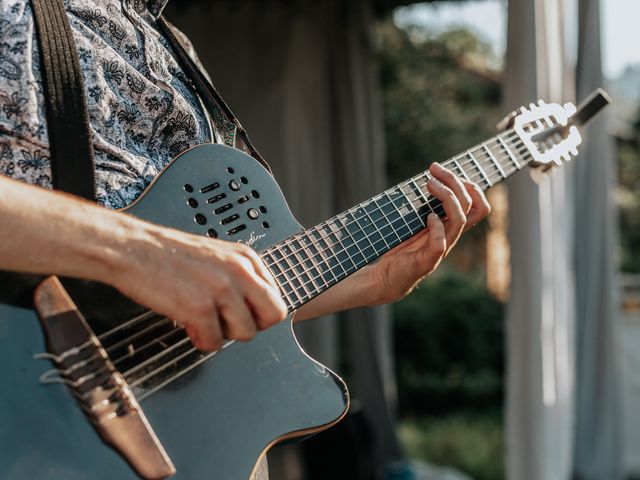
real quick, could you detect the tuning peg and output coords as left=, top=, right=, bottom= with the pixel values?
left=496, top=110, right=518, bottom=131
left=563, top=102, right=577, bottom=116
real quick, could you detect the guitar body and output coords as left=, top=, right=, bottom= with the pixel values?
left=0, top=144, right=349, bottom=479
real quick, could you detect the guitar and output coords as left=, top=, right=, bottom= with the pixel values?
left=0, top=90, right=609, bottom=479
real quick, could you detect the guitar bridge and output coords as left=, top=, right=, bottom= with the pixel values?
left=34, top=276, right=175, bottom=480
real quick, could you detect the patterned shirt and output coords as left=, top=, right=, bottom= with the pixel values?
left=0, top=0, right=236, bottom=209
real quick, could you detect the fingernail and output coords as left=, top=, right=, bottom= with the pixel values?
left=428, top=213, right=439, bottom=222
left=429, top=177, right=443, bottom=188
left=431, top=162, right=444, bottom=172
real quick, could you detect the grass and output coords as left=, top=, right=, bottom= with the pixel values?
left=398, top=413, right=505, bottom=480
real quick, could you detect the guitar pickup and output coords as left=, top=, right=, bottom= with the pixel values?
left=34, top=277, right=175, bottom=480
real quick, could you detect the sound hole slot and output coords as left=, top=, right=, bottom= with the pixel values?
left=206, top=193, right=227, bottom=204
left=214, top=203, right=233, bottom=215
left=200, top=182, right=220, bottom=194
left=227, top=224, right=247, bottom=236
left=221, top=213, right=240, bottom=225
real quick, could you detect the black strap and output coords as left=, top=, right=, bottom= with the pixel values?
left=157, top=18, right=272, bottom=174
left=31, top=0, right=96, bottom=200
left=0, top=0, right=95, bottom=308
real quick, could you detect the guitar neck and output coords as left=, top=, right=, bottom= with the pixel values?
left=261, top=128, right=532, bottom=311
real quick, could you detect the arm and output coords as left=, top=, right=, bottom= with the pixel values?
left=295, top=162, right=491, bottom=321
left=0, top=175, right=287, bottom=351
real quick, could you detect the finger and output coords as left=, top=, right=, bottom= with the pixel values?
left=414, top=213, right=446, bottom=274
left=243, top=276, right=288, bottom=330
left=430, top=162, right=472, bottom=214
left=186, top=311, right=224, bottom=352
left=427, top=177, right=466, bottom=251
left=239, top=246, right=281, bottom=291
left=217, top=287, right=258, bottom=342
left=462, top=181, right=492, bottom=231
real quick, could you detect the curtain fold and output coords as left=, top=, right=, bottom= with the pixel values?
left=572, top=0, right=622, bottom=478
left=504, top=0, right=576, bottom=479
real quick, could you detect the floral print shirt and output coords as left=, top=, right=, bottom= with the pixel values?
left=0, top=0, right=234, bottom=209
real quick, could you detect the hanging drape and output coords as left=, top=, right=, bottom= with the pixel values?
left=572, top=0, right=622, bottom=478
left=504, top=0, right=576, bottom=479
left=505, top=0, right=622, bottom=479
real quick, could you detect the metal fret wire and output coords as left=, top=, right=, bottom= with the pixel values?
left=264, top=131, right=530, bottom=309
left=55, top=129, right=533, bottom=400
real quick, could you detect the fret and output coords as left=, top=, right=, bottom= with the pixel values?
left=361, top=198, right=392, bottom=250
left=298, top=234, right=328, bottom=293
left=301, top=233, right=335, bottom=289
left=323, top=221, right=359, bottom=274
left=388, top=187, right=422, bottom=237
left=482, top=142, right=506, bottom=179
left=381, top=191, right=412, bottom=240
left=497, top=135, right=521, bottom=170
left=334, top=214, right=368, bottom=267
left=372, top=196, right=403, bottom=246
left=399, top=183, right=426, bottom=228
left=452, top=158, right=472, bottom=182
left=467, top=150, right=492, bottom=188
left=352, top=205, right=388, bottom=255
left=408, top=177, right=438, bottom=218
left=279, top=242, right=308, bottom=301
left=310, top=227, right=345, bottom=284
left=289, top=238, right=319, bottom=295
left=270, top=247, right=302, bottom=307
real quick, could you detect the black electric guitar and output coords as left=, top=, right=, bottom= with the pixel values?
left=0, top=91, right=608, bottom=479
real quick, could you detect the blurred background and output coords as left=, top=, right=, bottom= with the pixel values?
left=165, top=1, right=638, bottom=479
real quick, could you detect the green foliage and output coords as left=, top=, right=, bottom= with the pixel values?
left=399, top=413, right=505, bottom=480
left=375, top=21, right=502, bottom=184
left=392, top=270, right=504, bottom=415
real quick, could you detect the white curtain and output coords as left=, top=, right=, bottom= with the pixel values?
left=505, top=0, right=622, bottom=479
left=572, top=0, right=622, bottom=478
left=504, top=0, right=576, bottom=479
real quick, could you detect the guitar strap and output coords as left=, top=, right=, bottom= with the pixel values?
left=0, top=3, right=270, bottom=308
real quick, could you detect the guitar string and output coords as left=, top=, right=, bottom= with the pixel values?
left=260, top=132, right=526, bottom=282
left=261, top=140, right=531, bottom=305
left=121, top=146, right=539, bottom=398
left=44, top=132, right=530, bottom=377
left=43, top=130, right=540, bottom=387
left=89, top=142, right=534, bottom=388
left=117, top=126, right=551, bottom=394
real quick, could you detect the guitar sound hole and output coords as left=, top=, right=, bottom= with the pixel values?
left=226, top=167, right=234, bottom=174
left=195, top=213, right=207, bottom=225
left=214, top=203, right=233, bottom=215
left=251, top=190, right=260, bottom=199
left=207, top=229, right=218, bottom=238
left=262, top=221, right=270, bottom=229
left=200, top=182, right=219, bottom=194
left=184, top=184, right=194, bottom=193
left=227, top=224, right=247, bottom=236
left=259, top=206, right=267, bottom=214
left=221, top=213, right=240, bottom=225
left=238, top=195, right=249, bottom=204
left=187, top=198, right=198, bottom=208
left=207, top=193, right=226, bottom=204
left=240, top=176, right=248, bottom=184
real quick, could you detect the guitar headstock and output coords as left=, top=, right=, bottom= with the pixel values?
left=513, top=100, right=582, bottom=170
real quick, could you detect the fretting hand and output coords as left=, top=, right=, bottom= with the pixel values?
left=294, top=163, right=491, bottom=320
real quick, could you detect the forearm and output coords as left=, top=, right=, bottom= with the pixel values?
left=0, top=176, right=144, bottom=284
left=293, top=267, right=377, bottom=321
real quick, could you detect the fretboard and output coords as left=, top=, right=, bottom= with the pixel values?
left=261, top=128, right=532, bottom=311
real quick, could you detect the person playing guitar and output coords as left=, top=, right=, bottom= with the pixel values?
left=0, top=0, right=490, bottom=478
